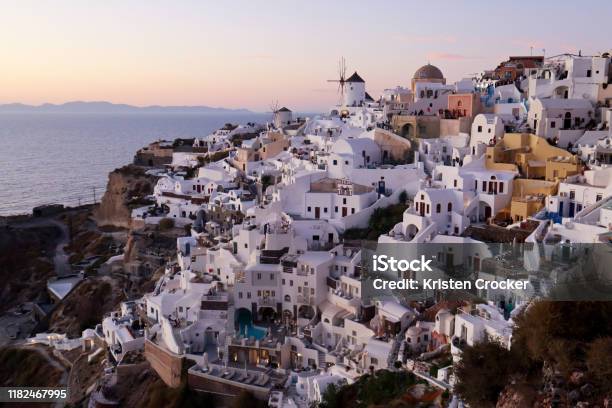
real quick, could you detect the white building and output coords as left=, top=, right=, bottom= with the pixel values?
left=528, top=98, right=593, bottom=147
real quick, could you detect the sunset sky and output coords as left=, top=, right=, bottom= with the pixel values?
left=1, top=0, right=610, bottom=112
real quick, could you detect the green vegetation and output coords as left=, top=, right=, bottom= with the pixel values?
left=318, top=370, right=417, bottom=408
left=159, top=218, right=175, bottom=230
left=343, top=201, right=409, bottom=241
left=454, top=341, right=521, bottom=407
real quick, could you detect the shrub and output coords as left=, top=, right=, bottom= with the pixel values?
left=159, top=218, right=175, bottom=230
left=586, top=337, right=612, bottom=390
left=454, top=340, right=518, bottom=408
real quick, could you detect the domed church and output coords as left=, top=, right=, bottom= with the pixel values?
left=411, top=63, right=446, bottom=92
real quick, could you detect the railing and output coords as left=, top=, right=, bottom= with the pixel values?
left=258, top=298, right=277, bottom=307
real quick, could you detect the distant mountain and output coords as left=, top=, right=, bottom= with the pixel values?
left=0, top=101, right=253, bottom=114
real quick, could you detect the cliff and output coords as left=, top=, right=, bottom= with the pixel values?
left=94, top=165, right=156, bottom=229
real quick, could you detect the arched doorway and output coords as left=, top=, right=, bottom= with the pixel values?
left=401, top=123, right=413, bottom=139
left=563, top=112, right=572, bottom=129
left=478, top=201, right=492, bottom=222
left=298, top=305, right=315, bottom=320
left=205, top=326, right=215, bottom=345
left=554, top=86, right=569, bottom=99
left=405, top=224, right=419, bottom=240
left=258, top=306, right=277, bottom=323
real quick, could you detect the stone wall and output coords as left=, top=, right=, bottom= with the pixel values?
left=144, top=339, right=183, bottom=388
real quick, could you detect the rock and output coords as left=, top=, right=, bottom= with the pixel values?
left=580, top=383, right=594, bottom=397
left=568, top=389, right=581, bottom=403
left=94, top=165, right=156, bottom=229
left=570, top=370, right=586, bottom=385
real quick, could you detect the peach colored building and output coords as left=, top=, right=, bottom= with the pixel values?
left=233, top=131, right=290, bottom=172
left=447, top=93, right=482, bottom=119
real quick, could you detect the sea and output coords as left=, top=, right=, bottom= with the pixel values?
left=0, top=112, right=270, bottom=216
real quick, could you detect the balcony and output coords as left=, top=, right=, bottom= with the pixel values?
left=258, top=297, right=277, bottom=307
left=260, top=248, right=289, bottom=264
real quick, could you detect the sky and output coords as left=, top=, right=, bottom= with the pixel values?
left=1, top=0, right=610, bottom=112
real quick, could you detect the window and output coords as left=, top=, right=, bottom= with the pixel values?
left=238, top=292, right=243, bottom=299
left=586, top=69, right=592, bottom=78
left=482, top=181, right=486, bottom=191
left=334, top=206, right=338, bottom=212
left=569, top=190, right=575, bottom=199
left=351, top=208, right=355, bottom=214
left=257, top=273, right=262, bottom=279
left=477, top=125, right=483, bottom=132
left=488, top=128, right=491, bottom=133
left=244, top=243, right=248, bottom=248
left=344, top=160, right=349, bottom=165
left=453, top=179, right=457, bottom=187
left=448, top=202, right=453, bottom=212
left=436, top=203, right=441, bottom=213
left=596, top=194, right=603, bottom=202
left=551, top=121, right=556, bottom=129
left=270, top=273, right=274, bottom=280
left=333, top=160, right=337, bottom=165
left=307, top=206, right=311, bottom=212
left=343, top=198, right=347, bottom=204
left=499, top=183, right=503, bottom=193
left=323, top=207, right=328, bottom=213
left=371, top=357, right=378, bottom=365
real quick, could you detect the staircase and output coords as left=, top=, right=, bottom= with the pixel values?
left=317, top=350, right=326, bottom=369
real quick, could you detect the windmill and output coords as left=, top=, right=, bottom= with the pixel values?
left=327, top=57, right=347, bottom=105
left=268, top=100, right=279, bottom=129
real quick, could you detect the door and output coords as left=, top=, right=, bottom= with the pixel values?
left=342, top=207, right=347, bottom=217
left=485, top=206, right=492, bottom=220
left=315, top=207, right=320, bottom=219
left=569, top=202, right=575, bottom=217
left=564, top=113, right=571, bottom=129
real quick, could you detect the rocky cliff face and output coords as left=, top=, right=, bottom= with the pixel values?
left=94, top=165, right=156, bottom=229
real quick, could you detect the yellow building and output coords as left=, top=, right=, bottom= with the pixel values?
left=485, top=133, right=581, bottom=181
left=508, top=179, right=558, bottom=222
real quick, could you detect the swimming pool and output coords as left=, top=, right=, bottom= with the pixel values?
left=236, top=309, right=267, bottom=340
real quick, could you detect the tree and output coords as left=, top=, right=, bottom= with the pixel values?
left=159, top=218, right=175, bottom=230
left=454, top=340, right=518, bottom=408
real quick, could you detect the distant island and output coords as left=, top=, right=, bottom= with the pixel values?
left=0, top=101, right=253, bottom=114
